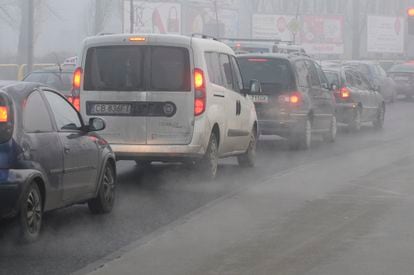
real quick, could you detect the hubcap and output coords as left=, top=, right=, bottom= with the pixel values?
left=26, top=189, right=41, bottom=234
left=102, top=166, right=115, bottom=204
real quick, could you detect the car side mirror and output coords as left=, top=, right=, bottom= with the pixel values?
left=249, top=79, right=261, bottom=94
left=321, top=82, right=329, bottom=90
left=88, top=117, right=106, bottom=132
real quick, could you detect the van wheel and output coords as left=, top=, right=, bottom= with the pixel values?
left=373, top=104, right=385, bottom=130
left=237, top=130, right=257, bottom=167
left=198, top=133, right=219, bottom=180
left=348, top=108, right=361, bottom=132
left=88, top=163, right=116, bottom=214
left=289, top=119, right=311, bottom=150
left=323, top=116, right=337, bottom=143
left=19, top=182, right=43, bottom=243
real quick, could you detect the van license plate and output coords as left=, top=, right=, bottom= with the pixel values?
left=249, top=95, right=269, bottom=103
left=89, top=103, right=132, bottom=115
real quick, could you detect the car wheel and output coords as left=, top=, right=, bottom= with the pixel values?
left=323, top=115, right=337, bottom=143
left=197, top=133, right=219, bottom=180
left=289, top=119, right=311, bottom=150
left=373, top=104, right=385, bottom=130
left=348, top=108, right=361, bottom=132
left=88, top=162, right=116, bottom=214
left=237, top=129, right=257, bottom=168
left=19, top=182, right=43, bottom=243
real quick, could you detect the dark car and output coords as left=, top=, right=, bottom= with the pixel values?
left=237, top=54, right=337, bottom=150
left=0, top=82, right=116, bottom=242
left=388, top=63, right=414, bottom=100
left=344, top=61, right=396, bottom=103
left=323, top=66, right=385, bottom=131
left=23, top=65, right=75, bottom=96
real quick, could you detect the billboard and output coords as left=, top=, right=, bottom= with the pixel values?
left=300, top=16, right=344, bottom=55
left=367, top=16, right=404, bottom=54
left=252, top=14, right=296, bottom=42
left=124, top=1, right=181, bottom=34
left=183, top=6, right=239, bottom=37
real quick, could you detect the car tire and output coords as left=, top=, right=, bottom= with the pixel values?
left=348, top=108, right=362, bottom=132
left=237, top=129, right=257, bottom=168
left=373, top=104, right=385, bottom=130
left=197, top=133, right=219, bottom=180
left=289, top=119, right=311, bottom=150
left=19, top=182, right=43, bottom=243
left=88, top=162, right=116, bottom=215
left=323, top=115, right=337, bottom=143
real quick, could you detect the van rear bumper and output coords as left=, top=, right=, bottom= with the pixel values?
left=111, top=144, right=205, bottom=161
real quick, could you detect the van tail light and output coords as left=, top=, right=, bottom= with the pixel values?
left=340, top=87, right=350, bottom=99
left=194, top=68, right=206, bottom=116
left=71, top=67, right=83, bottom=112
left=278, top=92, right=302, bottom=106
left=0, top=106, right=8, bottom=123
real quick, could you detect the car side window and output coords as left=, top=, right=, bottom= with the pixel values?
left=43, top=91, right=82, bottom=131
left=315, top=63, right=329, bottom=88
left=230, top=56, right=243, bottom=93
left=295, top=60, right=309, bottom=88
left=23, top=91, right=54, bottom=133
left=205, top=52, right=223, bottom=86
left=305, top=60, right=321, bottom=87
left=345, top=71, right=356, bottom=87
left=219, top=54, right=234, bottom=90
left=359, top=72, right=372, bottom=90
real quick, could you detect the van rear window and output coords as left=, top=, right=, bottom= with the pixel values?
left=84, top=46, right=190, bottom=92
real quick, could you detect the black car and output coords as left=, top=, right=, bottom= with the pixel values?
left=323, top=66, right=385, bottom=131
left=344, top=61, right=397, bottom=103
left=388, top=63, right=414, bottom=100
left=0, top=82, right=116, bottom=242
left=237, top=54, right=337, bottom=150
left=23, top=65, right=75, bottom=97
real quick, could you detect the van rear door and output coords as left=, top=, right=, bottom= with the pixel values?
left=146, top=46, right=194, bottom=145
left=82, top=46, right=147, bottom=145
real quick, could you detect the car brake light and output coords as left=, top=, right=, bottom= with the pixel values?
left=340, top=87, right=350, bottom=99
left=129, top=37, right=146, bottom=42
left=194, top=68, right=206, bottom=116
left=0, top=106, right=8, bottom=123
left=72, top=67, right=83, bottom=90
left=279, top=92, right=302, bottom=105
left=72, top=96, right=80, bottom=112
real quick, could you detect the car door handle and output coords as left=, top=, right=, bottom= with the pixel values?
left=236, top=100, right=241, bottom=116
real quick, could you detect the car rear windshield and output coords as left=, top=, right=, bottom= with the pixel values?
left=0, top=94, right=13, bottom=144
left=324, top=71, right=340, bottom=86
left=24, top=72, right=73, bottom=94
left=84, top=46, right=191, bottom=92
left=238, top=57, right=293, bottom=93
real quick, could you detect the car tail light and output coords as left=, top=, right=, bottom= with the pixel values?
left=0, top=106, right=8, bottom=123
left=279, top=92, right=302, bottom=106
left=340, top=87, right=350, bottom=99
left=129, top=37, right=146, bottom=42
left=194, top=68, right=206, bottom=116
left=72, top=96, right=80, bottom=112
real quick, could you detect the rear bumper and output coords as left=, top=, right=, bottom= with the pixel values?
left=0, top=170, right=27, bottom=219
left=258, top=113, right=307, bottom=137
left=111, top=144, right=206, bottom=161
left=335, top=103, right=357, bottom=124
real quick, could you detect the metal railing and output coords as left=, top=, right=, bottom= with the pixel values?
left=0, top=63, right=55, bottom=81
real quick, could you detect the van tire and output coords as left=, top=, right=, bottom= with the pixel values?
left=198, top=133, right=219, bottom=180
left=237, top=130, right=257, bottom=167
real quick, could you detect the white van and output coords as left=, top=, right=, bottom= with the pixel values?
left=73, top=34, right=259, bottom=179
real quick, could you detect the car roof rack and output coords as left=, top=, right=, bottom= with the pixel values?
left=191, top=33, right=219, bottom=41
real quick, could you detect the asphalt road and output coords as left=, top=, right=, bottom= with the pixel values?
left=1, top=100, right=414, bottom=275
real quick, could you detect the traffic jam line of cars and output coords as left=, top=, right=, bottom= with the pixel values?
left=0, top=33, right=401, bottom=242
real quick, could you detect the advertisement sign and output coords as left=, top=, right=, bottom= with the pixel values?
left=300, top=16, right=344, bottom=55
left=183, top=6, right=239, bottom=37
left=367, top=16, right=404, bottom=53
left=252, top=14, right=295, bottom=42
left=124, top=1, right=181, bottom=34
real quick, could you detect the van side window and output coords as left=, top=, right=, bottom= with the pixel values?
left=230, top=56, right=243, bottom=93
left=23, top=91, right=54, bottom=133
left=219, top=54, right=234, bottom=90
left=205, top=52, right=223, bottom=86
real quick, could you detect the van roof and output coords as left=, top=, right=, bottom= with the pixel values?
left=83, top=33, right=235, bottom=55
